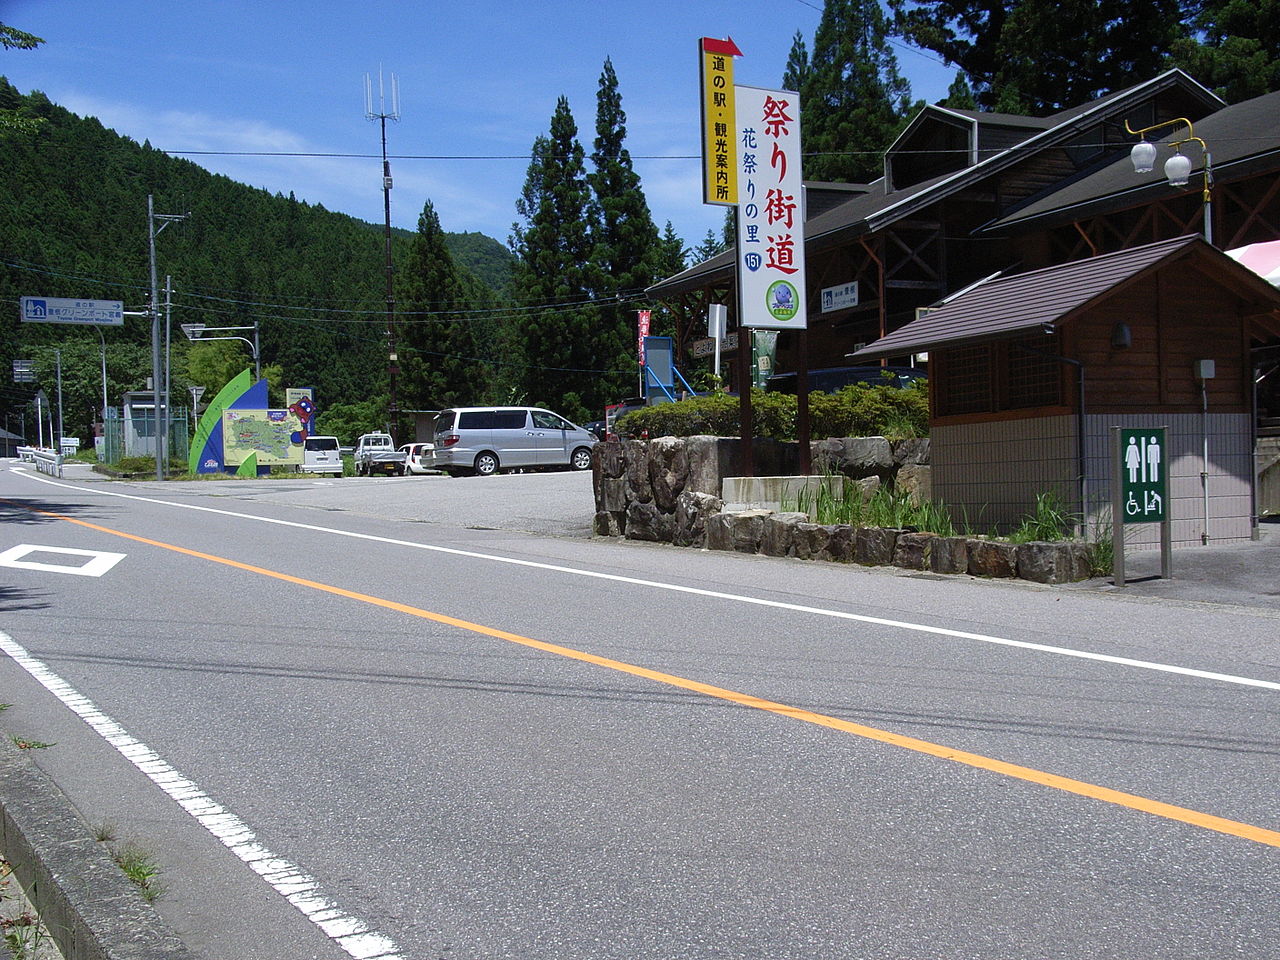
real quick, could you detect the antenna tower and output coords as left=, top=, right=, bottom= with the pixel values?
left=365, top=68, right=402, bottom=443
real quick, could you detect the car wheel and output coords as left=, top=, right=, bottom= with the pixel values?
left=474, top=452, right=500, bottom=476
left=570, top=447, right=592, bottom=471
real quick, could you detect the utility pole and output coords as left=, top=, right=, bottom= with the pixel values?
left=366, top=68, right=401, bottom=443
left=147, top=196, right=189, bottom=481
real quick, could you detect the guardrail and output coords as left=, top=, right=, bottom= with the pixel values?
left=15, top=446, right=63, bottom=478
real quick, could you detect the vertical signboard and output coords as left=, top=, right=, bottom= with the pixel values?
left=1111, top=426, right=1172, bottom=585
left=699, top=37, right=741, bottom=206
left=735, top=85, right=806, bottom=330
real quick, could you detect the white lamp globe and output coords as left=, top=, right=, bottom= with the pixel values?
left=1164, top=152, right=1192, bottom=186
left=1130, top=140, right=1157, bottom=173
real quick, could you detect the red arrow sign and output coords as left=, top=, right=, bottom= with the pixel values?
left=701, top=36, right=743, bottom=57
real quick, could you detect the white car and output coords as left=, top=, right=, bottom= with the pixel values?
left=399, top=442, right=436, bottom=475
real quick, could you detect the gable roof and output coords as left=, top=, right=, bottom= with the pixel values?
left=987, top=87, right=1280, bottom=233
left=648, top=70, right=1225, bottom=298
left=850, top=235, right=1280, bottom=360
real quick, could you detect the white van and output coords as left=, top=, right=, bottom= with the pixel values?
left=431, top=407, right=596, bottom=476
left=300, top=435, right=343, bottom=477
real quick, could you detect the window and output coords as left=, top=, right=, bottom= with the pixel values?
left=493, top=411, right=528, bottom=429
left=531, top=410, right=569, bottom=430
left=935, top=336, right=1064, bottom=418
left=938, top=346, right=992, bottom=416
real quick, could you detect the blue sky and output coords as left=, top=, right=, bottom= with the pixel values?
left=3, top=1, right=954, bottom=255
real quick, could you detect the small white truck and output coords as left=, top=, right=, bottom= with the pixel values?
left=353, top=432, right=407, bottom=477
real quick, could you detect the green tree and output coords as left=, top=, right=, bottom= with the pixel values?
left=692, top=228, right=727, bottom=263
left=588, top=58, right=662, bottom=408
left=892, top=0, right=1186, bottom=114
left=1171, top=0, right=1280, bottom=103
left=398, top=200, right=491, bottom=409
left=1, top=20, right=45, bottom=137
left=781, top=30, right=812, bottom=92
left=656, top=221, right=688, bottom=279
left=509, top=97, right=602, bottom=422
left=799, top=0, right=912, bottom=182
left=939, top=71, right=977, bottom=109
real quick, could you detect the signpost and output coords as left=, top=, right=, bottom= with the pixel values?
left=734, top=85, right=806, bottom=331
left=699, top=37, right=741, bottom=206
left=1112, top=426, right=1172, bottom=585
left=21, top=297, right=124, bottom=326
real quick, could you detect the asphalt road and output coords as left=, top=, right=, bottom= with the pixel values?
left=1, top=462, right=1277, bottom=959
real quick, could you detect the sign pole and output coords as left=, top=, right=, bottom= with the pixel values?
left=1112, top=427, right=1125, bottom=586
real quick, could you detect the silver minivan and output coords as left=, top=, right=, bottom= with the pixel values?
left=431, top=406, right=597, bottom=476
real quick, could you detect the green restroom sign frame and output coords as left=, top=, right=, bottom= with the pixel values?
left=1111, top=426, right=1172, bottom=586
left=1118, top=428, right=1168, bottom=523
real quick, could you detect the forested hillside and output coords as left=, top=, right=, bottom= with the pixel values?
left=0, top=77, right=513, bottom=440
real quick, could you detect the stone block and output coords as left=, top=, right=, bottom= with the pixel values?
left=966, top=539, right=1018, bottom=578
left=896, top=464, right=932, bottom=504
left=593, top=440, right=625, bottom=479
left=839, top=437, right=894, bottom=478
left=673, top=491, right=723, bottom=548
left=683, top=436, right=724, bottom=496
left=893, top=531, right=936, bottom=570
left=593, top=511, right=626, bottom=538
left=623, top=439, right=652, bottom=504
left=857, top=475, right=882, bottom=501
left=1017, top=541, right=1093, bottom=583
left=706, top=510, right=771, bottom=554
left=792, top=522, right=831, bottom=560
left=928, top=536, right=969, bottom=574
left=762, top=512, right=808, bottom=557
left=820, top=524, right=855, bottom=563
left=892, top=437, right=931, bottom=465
left=648, top=437, right=690, bottom=512
left=597, top=477, right=627, bottom=513
left=855, top=526, right=901, bottom=566
left=625, top=500, right=674, bottom=543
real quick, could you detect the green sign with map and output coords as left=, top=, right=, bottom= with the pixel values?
left=221, top=409, right=304, bottom=466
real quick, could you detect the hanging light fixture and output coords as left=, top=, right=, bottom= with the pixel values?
left=1130, top=139, right=1157, bottom=174
left=1123, top=117, right=1214, bottom=244
left=1164, top=150, right=1192, bottom=187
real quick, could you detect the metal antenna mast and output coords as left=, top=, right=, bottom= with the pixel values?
left=365, top=68, right=401, bottom=443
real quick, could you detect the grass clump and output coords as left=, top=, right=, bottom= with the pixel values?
left=109, top=843, right=163, bottom=903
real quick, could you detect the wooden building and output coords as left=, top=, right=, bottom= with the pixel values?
left=850, top=236, right=1280, bottom=546
left=648, top=69, right=1280, bottom=415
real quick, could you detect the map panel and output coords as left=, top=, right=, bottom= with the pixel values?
left=222, top=409, right=304, bottom=465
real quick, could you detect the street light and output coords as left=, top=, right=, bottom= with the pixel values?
left=1124, top=117, right=1214, bottom=244
left=181, top=322, right=261, bottom=380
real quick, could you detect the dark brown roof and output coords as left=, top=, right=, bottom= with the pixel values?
left=850, top=235, right=1280, bottom=359
left=990, top=88, right=1280, bottom=233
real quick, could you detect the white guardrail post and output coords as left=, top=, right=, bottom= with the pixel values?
left=16, top=446, right=63, bottom=478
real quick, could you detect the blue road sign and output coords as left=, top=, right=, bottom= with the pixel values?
left=21, top=296, right=124, bottom=326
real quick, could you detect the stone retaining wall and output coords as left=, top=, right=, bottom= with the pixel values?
left=591, top=435, right=1093, bottom=583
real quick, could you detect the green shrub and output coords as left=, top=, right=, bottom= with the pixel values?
left=615, top=380, right=928, bottom=442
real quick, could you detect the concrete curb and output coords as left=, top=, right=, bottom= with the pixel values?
left=0, top=733, right=192, bottom=960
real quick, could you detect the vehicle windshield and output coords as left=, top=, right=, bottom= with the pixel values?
left=305, top=438, right=338, bottom=451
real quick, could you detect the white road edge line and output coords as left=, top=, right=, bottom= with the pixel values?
left=0, top=630, right=405, bottom=960
left=11, top=467, right=1280, bottom=692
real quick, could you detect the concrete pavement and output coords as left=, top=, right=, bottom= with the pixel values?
left=1, top=460, right=1277, bottom=958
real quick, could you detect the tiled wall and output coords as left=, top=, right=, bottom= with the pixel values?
left=934, top=412, right=1255, bottom=548
left=1085, top=412, right=1253, bottom=548
left=933, top=416, right=1078, bottom=535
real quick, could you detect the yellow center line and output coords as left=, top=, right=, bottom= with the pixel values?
left=12, top=498, right=1280, bottom=849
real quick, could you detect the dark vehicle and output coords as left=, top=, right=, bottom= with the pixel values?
left=584, top=420, right=607, bottom=441
left=765, top=365, right=925, bottom=394
left=604, top=398, right=647, bottom=440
